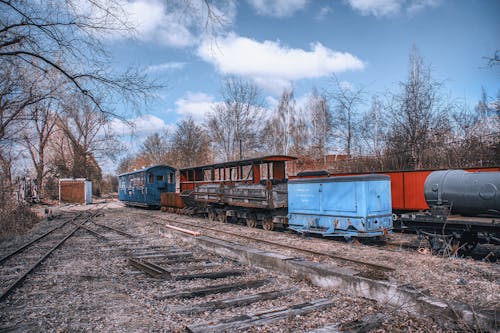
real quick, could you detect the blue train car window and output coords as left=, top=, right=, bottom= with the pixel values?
left=148, top=173, right=154, bottom=183
left=157, top=175, right=165, bottom=182
left=168, top=173, right=174, bottom=183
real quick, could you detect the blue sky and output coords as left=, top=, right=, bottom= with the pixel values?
left=107, top=0, right=499, bottom=147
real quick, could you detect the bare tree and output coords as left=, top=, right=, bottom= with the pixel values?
left=385, top=46, right=452, bottom=169
left=358, top=95, right=387, bottom=164
left=288, top=113, right=309, bottom=157
left=327, top=76, right=365, bottom=157
left=0, top=0, right=161, bottom=116
left=21, top=98, right=58, bottom=198
left=261, top=88, right=296, bottom=155
left=207, top=77, right=263, bottom=161
left=140, top=131, right=171, bottom=166
left=54, top=96, right=119, bottom=184
left=308, top=88, right=332, bottom=162
left=171, top=117, right=210, bottom=167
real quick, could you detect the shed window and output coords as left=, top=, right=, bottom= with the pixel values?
left=148, top=173, right=154, bottom=183
left=157, top=175, right=165, bottom=182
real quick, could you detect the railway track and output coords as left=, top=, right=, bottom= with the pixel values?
left=136, top=211, right=395, bottom=274
left=0, top=209, right=101, bottom=302
left=71, top=210, right=350, bottom=332
left=1, top=205, right=491, bottom=331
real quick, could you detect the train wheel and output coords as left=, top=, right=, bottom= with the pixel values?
left=459, top=232, right=479, bottom=253
left=208, top=210, right=216, bottom=222
left=263, top=218, right=274, bottom=231
left=246, top=215, right=257, bottom=228
left=218, top=211, right=228, bottom=223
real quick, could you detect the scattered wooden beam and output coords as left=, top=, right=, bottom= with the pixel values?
left=174, top=288, right=297, bottom=314
left=174, top=269, right=243, bottom=281
left=339, top=313, right=385, bottom=332
left=155, top=279, right=270, bottom=300
left=159, top=257, right=207, bottom=265
left=307, top=313, right=385, bottom=333
left=167, top=263, right=220, bottom=273
left=134, top=252, right=193, bottom=260
left=186, top=298, right=336, bottom=333
left=128, top=258, right=171, bottom=279
left=164, top=224, right=201, bottom=236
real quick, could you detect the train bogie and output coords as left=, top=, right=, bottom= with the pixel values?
left=287, top=175, right=393, bottom=238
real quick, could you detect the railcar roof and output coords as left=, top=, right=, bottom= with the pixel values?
left=179, top=155, right=297, bottom=172
left=118, top=164, right=176, bottom=177
left=289, top=174, right=390, bottom=184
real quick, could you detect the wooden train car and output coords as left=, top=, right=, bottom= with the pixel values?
left=118, top=165, right=176, bottom=208
left=178, top=155, right=297, bottom=230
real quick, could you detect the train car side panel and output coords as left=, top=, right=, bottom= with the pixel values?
left=118, top=165, right=176, bottom=208
left=288, top=175, right=392, bottom=238
left=401, top=171, right=431, bottom=211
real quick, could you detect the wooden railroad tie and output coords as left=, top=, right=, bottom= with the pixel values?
left=186, top=298, right=336, bottom=333
left=155, top=279, right=271, bottom=300
left=128, top=257, right=242, bottom=281
left=173, top=288, right=297, bottom=314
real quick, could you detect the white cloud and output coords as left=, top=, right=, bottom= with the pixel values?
left=78, top=0, right=236, bottom=48
left=197, top=33, right=364, bottom=93
left=174, top=92, right=217, bottom=120
left=346, top=0, right=441, bottom=17
left=316, top=6, right=333, bottom=21
left=406, top=0, right=441, bottom=15
left=246, top=0, right=309, bottom=18
left=110, top=114, right=173, bottom=137
left=346, top=0, right=401, bottom=16
left=146, top=62, right=186, bottom=73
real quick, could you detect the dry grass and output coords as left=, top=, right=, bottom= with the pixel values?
left=0, top=203, right=40, bottom=239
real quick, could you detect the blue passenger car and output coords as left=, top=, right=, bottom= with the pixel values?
left=118, top=165, right=176, bottom=208
left=287, top=175, right=392, bottom=238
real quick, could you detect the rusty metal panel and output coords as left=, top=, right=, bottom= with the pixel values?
left=160, top=192, right=186, bottom=209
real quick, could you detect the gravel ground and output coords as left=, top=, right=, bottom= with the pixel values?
left=145, top=209, right=499, bottom=311
left=0, top=200, right=497, bottom=332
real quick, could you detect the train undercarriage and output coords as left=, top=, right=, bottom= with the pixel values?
left=396, top=211, right=500, bottom=254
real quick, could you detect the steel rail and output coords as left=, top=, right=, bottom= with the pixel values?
left=92, top=222, right=137, bottom=238
left=141, top=213, right=394, bottom=272
left=0, top=212, right=83, bottom=265
left=0, top=211, right=100, bottom=302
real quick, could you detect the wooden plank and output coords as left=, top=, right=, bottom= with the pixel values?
left=155, top=279, right=270, bottom=300
left=128, top=258, right=171, bottom=279
left=306, top=314, right=385, bottom=333
left=174, top=270, right=243, bottom=281
left=174, top=288, right=297, bottom=314
left=186, top=298, right=336, bottom=333
left=167, top=263, right=220, bottom=273
left=159, top=257, right=206, bottom=265
left=133, top=252, right=193, bottom=260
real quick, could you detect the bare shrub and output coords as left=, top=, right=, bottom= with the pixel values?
left=0, top=203, right=40, bottom=239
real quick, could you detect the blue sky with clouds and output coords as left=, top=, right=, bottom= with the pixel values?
left=107, top=0, right=499, bottom=147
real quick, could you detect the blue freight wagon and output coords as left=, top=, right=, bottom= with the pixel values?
left=118, top=165, right=176, bottom=208
left=287, top=175, right=392, bottom=238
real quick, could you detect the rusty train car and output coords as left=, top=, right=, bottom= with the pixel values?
left=173, top=155, right=393, bottom=238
